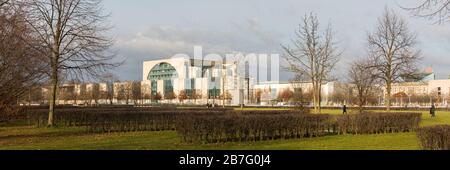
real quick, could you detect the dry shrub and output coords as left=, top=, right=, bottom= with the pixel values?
left=176, top=113, right=333, bottom=143
left=24, top=107, right=423, bottom=144
left=229, top=110, right=306, bottom=115
left=25, top=107, right=229, bottom=132
left=87, top=112, right=178, bottom=133
left=174, top=111, right=421, bottom=144
left=418, top=125, right=450, bottom=150
left=25, top=107, right=286, bottom=128
left=28, top=109, right=194, bottom=130
left=0, top=104, right=25, bottom=122
left=336, top=112, right=421, bottom=134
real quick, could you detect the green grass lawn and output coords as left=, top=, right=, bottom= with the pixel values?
left=1, top=110, right=449, bottom=150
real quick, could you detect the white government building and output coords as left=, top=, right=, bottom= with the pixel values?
left=385, top=68, right=450, bottom=107
left=34, top=57, right=338, bottom=106
left=24, top=58, right=450, bottom=107
left=141, top=57, right=338, bottom=106
left=141, top=57, right=245, bottom=105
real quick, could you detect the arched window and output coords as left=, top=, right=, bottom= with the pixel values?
left=148, top=63, right=178, bottom=95
left=147, top=62, right=178, bottom=81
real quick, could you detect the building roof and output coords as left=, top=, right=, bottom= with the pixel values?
left=401, top=68, right=436, bottom=83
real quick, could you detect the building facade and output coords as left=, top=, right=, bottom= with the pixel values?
left=141, top=57, right=249, bottom=105
left=388, top=79, right=450, bottom=106
left=253, top=81, right=338, bottom=106
left=21, top=58, right=449, bottom=107
left=384, top=67, right=448, bottom=106
left=23, top=58, right=336, bottom=106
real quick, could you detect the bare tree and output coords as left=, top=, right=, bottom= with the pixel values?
left=99, top=73, right=118, bottom=105
left=348, top=59, right=377, bottom=112
left=278, top=89, right=294, bottom=103
left=141, top=85, right=151, bottom=105
left=1, top=1, right=46, bottom=120
left=27, top=86, right=44, bottom=105
left=0, top=0, right=9, bottom=7
left=292, top=88, right=313, bottom=106
left=115, top=83, right=125, bottom=104
left=65, top=79, right=80, bottom=105
left=24, top=0, right=119, bottom=126
left=282, top=13, right=341, bottom=113
left=403, top=0, right=450, bottom=24
left=254, top=89, right=262, bottom=104
left=131, top=81, right=141, bottom=105
left=190, top=89, right=203, bottom=105
left=58, top=84, right=73, bottom=105
left=164, top=92, right=176, bottom=103
left=219, top=91, right=232, bottom=105
left=123, top=82, right=132, bottom=105
left=89, top=83, right=100, bottom=105
left=78, top=83, right=88, bottom=105
left=98, top=84, right=108, bottom=104
left=367, top=9, right=421, bottom=111
left=151, top=92, right=162, bottom=104
left=178, top=90, right=188, bottom=104
left=330, top=83, right=354, bottom=106
left=288, top=79, right=311, bottom=106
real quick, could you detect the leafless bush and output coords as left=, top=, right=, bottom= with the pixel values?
left=418, top=125, right=450, bottom=150
left=336, top=112, right=421, bottom=135
left=176, top=113, right=333, bottom=143
left=25, top=107, right=232, bottom=129
left=24, top=107, right=422, bottom=144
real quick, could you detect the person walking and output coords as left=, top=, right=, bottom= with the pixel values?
left=430, top=103, right=436, bottom=118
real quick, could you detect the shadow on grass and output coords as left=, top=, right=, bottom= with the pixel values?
left=0, top=120, right=29, bottom=127
left=0, top=127, right=87, bottom=141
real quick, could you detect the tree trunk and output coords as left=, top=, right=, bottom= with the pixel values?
left=48, top=12, right=62, bottom=127
left=318, top=83, right=322, bottom=113
left=28, top=88, right=32, bottom=106
left=311, top=82, right=316, bottom=113
left=48, top=64, right=58, bottom=127
left=359, top=95, right=364, bottom=113
left=386, top=82, right=392, bottom=112
left=313, top=82, right=320, bottom=114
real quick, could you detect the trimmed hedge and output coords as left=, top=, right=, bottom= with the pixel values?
left=87, top=112, right=177, bottom=133
left=418, top=125, right=450, bottom=150
left=25, top=107, right=423, bottom=144
left=176, top=113, right=333, bottom=143
left=28, top=110, right=223, bottom=130
left=177, top=112, right=422, bottom=143
left=336, top=112, right=422, bottom=134
left=227, top=110, right=307, bottom=115
left=26, top=108, right=301, bottom=133
left=26, top=107, right=233, bottom=127
left=86, top=111, right=230, bottom=133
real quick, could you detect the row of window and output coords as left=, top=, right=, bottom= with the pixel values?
left=392, top=86, right=448, bottom=95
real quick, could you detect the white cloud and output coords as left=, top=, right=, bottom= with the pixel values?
left=112, top=24, right=286, bottom=80
left=107, top=0, right=450, bottom=81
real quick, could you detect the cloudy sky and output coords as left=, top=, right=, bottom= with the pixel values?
left=103, top=0, right=450, bottom=81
